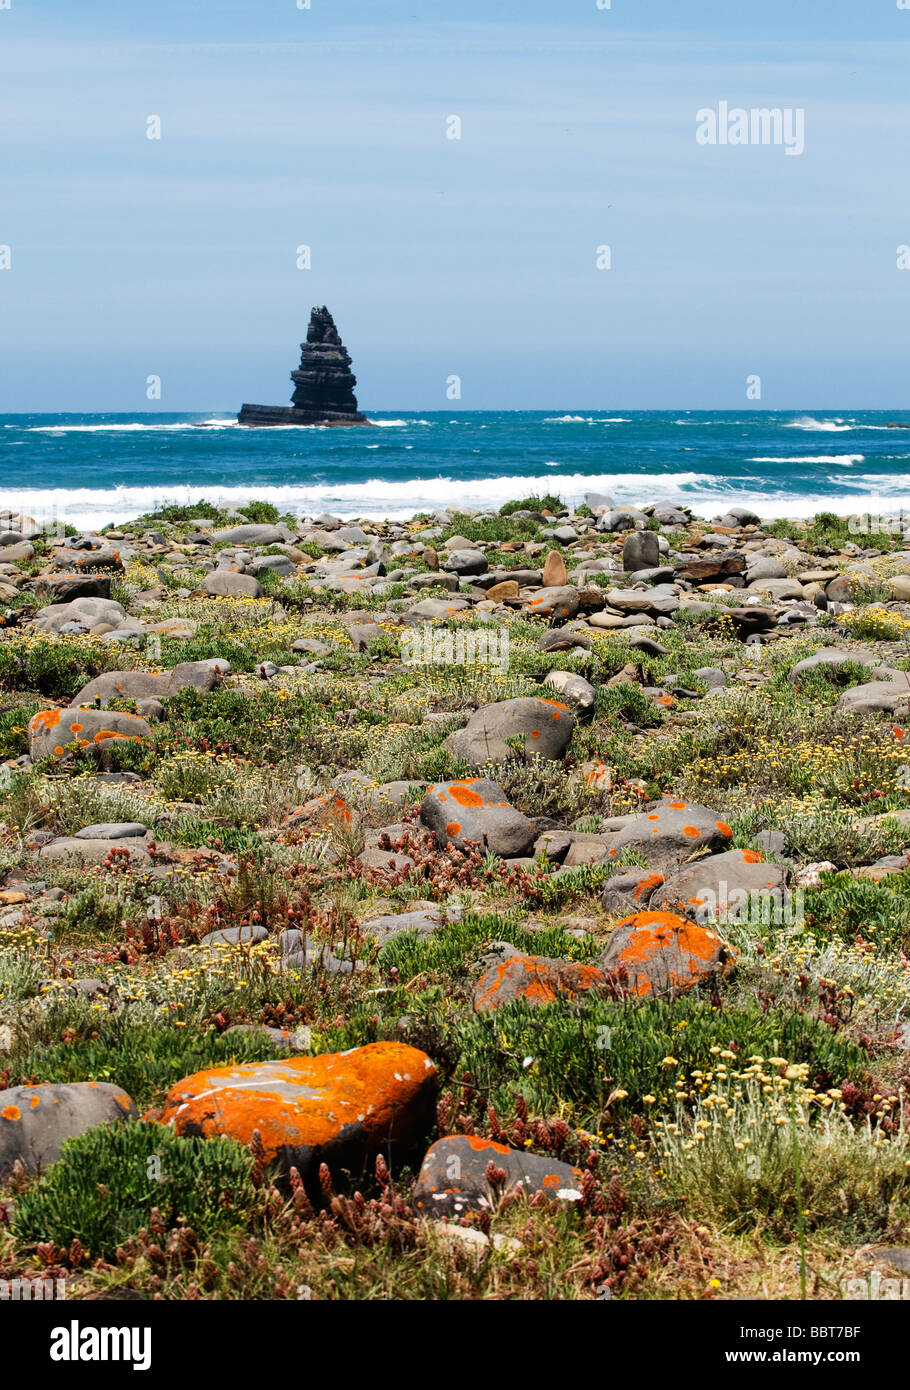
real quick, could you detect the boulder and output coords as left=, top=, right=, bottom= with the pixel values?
left=403, top=597, right=471, bottom=622
left=747, top=577, right=805, bottom=601
left=0, top=1082, right=137, bottom=1178
left=445, top=696, right=574, bottom=765
left=39, top=836, right=152, bottom=864
left=599, top=797, right=734, bottom=871
left=541, top=549, right=568, bottom=587
left=522, top=586, right=580, bottom=621
left=202, top=570, right=264, bottom=598
left=473, top=952, right=605, bottom=1012
left=414, top=1136, right=583, bottom=1217
left=360, top=909, right=449, bottom=944
left=420, top=778, right=535, bottom=857
left=543, top=671, right=595, bottom=711
left=74, top=822, right=147, bottom=840
left=839, top=675, right=910, bottom=714
left=726, top=606, right=777, bottom=637
left=650, top=848, right=789, bottom=923
left=55, top=547, right=123, bottom=571
left=70, top=660, right=222, bottom=707
left=673, top=554, right=745, bottom=583
left=31, top=597, right=129, bottom=634
left=485, top=580, right=519, bottom=602
left=35, top=574, right=112, bottom=603
left=1, top=541, right=34, bottom=563
left=539, top=627, right=592, bottom=652
left=28, top=708, right=152, bottom=761
left=600, top=869, right=666, bottom=913
left=693, top=665, right=728, bottom=689
left=157, top=1042, right=438, bottom=1192
left=442, top=549, right=488, bottom=577
left=200, top=925, right=269, bottom=947
left=597, top=910, right=735, bottom=997
left=209, top=525, right=290, bottom=546
left=745, top=556, right=787, bottom=582
left=536, top=829, right=615, bottom=866
left=789, top=647, right=888, bottom=684
left=623, top=531, right=660, bottom=571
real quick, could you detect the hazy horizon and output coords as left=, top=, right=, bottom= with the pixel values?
left=1, top=1, right=908, bottom=412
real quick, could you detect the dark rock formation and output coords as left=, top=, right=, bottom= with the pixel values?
left=238, top=307, right=370, bottom=426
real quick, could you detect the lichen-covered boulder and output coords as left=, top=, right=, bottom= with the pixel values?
left=597, top=910, right=735, bottom=997
left=599, top=797, right=733, bottom=871
left=444, top=696, right=574, bottom=766
left=28, top=708, right=152, bottom=761
left=414, top=1135, right=583, bottom=1217
left=601, top=869, right=666, bottom=914
left=420, top=778, right=535, bottom=857
left=0, top=1082, right=137, bottom=1178
left=521, top=586, right=580, bottom=620
left=281, top=792, right=356, bottom=832
left=473, top=951, right=605, bottom=1012
left=157, top=1042, right=437, bottom=1190
left=650, top=847, right=788, bottom=923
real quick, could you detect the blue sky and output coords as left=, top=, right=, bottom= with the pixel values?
left=0, top=0, right=908, bottom=410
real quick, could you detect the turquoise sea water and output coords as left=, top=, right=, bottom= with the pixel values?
left=2, top=410, right=909, bottom=529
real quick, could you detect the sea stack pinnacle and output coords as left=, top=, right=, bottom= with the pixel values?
left=238, top=307, right=370, bottom=426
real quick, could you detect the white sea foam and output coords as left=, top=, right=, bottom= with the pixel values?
left=749, top=455, right=865, bottom=465
left=21, top=416, right=429, bottom=433
left=784, top=416, right=854, bottom=432
left=6, top=469, right=906, bottom=530
left=543, top=415, right=631, bottom=423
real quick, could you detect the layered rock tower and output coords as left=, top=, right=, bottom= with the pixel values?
left=238, top=307, right=369, bottom=426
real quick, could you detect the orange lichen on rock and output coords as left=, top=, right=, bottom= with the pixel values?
left=28, top=707, right=152, bottom=761
left=474, top=952, right=605, bottom=1012
left=449, top=784, right=484, bottom=808
left=281, top=793, right=353, bottom=831
left=633, top=871, right=665, bottom=900
left=30, top=709, right=62, bottom=730
left=414, top=1134, right=583, bottom=1216
left=599, top=910, right=735, bottom=998
left=157, top=1042, right=438, bottom=1178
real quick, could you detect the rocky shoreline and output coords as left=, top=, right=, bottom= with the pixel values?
left=2, top=490, right=910, bottom=1300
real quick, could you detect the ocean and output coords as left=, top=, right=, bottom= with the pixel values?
left=2, top=409, right=909, bottom=531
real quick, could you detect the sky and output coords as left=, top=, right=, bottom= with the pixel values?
left=0, top=0, right=908, bottom=411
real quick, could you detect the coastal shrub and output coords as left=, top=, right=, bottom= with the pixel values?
left=495, top=755, right=595, bottom=821
left=803, top=872, right=910, bottom=951
left=9, top=1022, right=283, bottom=1109
left=440, top=512, right=541, bottom=544
left=377, top=909, right=594, bottom=984
left=134, top=500, right=230, bottom=525
left=499, top=494, right=563, bottom=516
left=596, top=683, right=664, bottom=727
left=779, top=807, right=907, bottom=867
left=13, top=1122, right=258, bottom=1258
left=0, top=702, right=42, bottom=758
left=238, top=500, right=280, bottom=524
left=449, top=995, right=869, bottom=1129
left=0, top=634, right=125, bottom=700
left=840, top=606, right=910, bottom=641
left=655, top=1064, right=910, bottom=1240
